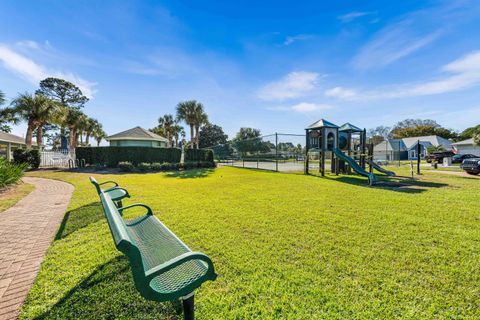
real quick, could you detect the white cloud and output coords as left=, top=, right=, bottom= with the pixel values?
left=257, top=71, right=320, bottom=101
left=283, top=34, right=313, bottom=46
left=268, top=102, right=332, bottom=114
left=328, top=50, right=480, bottom=101
left=291, top=102, right=332, bottom=113
left=325, top=86, right=357, bottom=100
left=350, top=2, right=469, bottom=70
left=16, top=40, right=40, bottom=49
left=338, top=11, right=376, bottom=23
left=0, top=44, right=96, bottom=98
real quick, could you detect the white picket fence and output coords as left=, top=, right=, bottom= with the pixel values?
left=40, top=149, right=76, bottom=167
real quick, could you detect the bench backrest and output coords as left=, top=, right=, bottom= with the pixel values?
left=89, top=177, right=102, bottom=194
left=99, top=192, right=135, bottom=254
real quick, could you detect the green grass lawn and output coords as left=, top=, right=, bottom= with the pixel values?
left=21, top=167, right=480, bottom=319
left=0, top=182, right=34, bottom=213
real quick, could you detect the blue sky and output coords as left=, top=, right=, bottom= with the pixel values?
left=1, top=0, right=480, bottom=140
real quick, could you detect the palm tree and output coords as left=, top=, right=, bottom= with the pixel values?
left=158, top=114, right=175, bottom=147
left=93, top=125, right=107, bottom=146
left=8, top=93, right=60, bottom=148
left=193, top=105, right=208, bottom=149
left=171, top=124, right=184, bottom=147
left=63, top=108, right=87, bottom=149
left=176, top=100, right=199, bottom=149
left=84, top=118, right=101, bottom=146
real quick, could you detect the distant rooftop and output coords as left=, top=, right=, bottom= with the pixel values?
left=0, top=131, right=25, bottom=145
left=452, top=138, right=474, bottom=146
left=106, top=126, right=168, bottom=142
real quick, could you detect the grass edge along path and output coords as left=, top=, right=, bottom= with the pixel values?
left=0, top=182, right=35, bottom=213
left=20, top=167, right=480, bottom=319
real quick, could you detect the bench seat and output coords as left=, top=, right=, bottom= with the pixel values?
left=99, top=192, right=217, bottom=303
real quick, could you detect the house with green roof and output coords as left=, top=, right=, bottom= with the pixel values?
left=106, top=126, right=168, bottom=148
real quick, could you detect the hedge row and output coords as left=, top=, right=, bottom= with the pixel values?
left=76, top=147, right=182, bottom=167
left=13, top=149, right=41, bottom=169
left=185, top=149, right=214, bottom=163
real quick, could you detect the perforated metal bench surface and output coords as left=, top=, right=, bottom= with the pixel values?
left=95, top=185, right=216, bottom=320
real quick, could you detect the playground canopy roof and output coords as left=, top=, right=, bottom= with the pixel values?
left=339, top=123, right=363, bottom=133
left=306, top=119, right=339, bottom=130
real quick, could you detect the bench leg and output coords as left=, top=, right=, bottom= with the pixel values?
left=116, top=200, right=123, bottom=208
left=182, top=294, right=194, bottom=320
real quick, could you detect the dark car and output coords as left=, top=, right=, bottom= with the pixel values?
left=452, top=154, right=477, bottom=164
left=461, top=157, right=480, bottom=175
left=425, top=151, right=455, bottom=163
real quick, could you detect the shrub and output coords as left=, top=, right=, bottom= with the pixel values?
left=94, top=164, right=106, bottom=171
left=118, top=161, right=134, bottom=172
left=199, top=161, right=216, bottom=168
left=13, top=149, right=41, bottom=169
left=183, top=161, right=198, bottom=170
left=150, top=162, right=162, bottom=171
left=185, top=149, right=214, bottom=163
left=76, top=147, right=181, bottom=167
left=0, top=158, right=28, bottom=188
left=137, top=162, right=151, bottom=172
left=160, top=162, right=176, bottom=171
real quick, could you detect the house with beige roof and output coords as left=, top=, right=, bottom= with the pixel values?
left=452, top=138, right=480, bottom=156
left=106, top=126, right=168, bottom=148
left=0, top=131, right=26, bottom=161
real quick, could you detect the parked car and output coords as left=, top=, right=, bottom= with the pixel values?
left=425, top=151, right=455, bottom=163
left=461, top=157, right=480, bottom=175
left=452, top=154, right=478, bottom=164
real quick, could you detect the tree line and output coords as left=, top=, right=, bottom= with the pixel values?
left=368, top=119, right=480, bottom=145
left=0, top=78, right=106, bottom=149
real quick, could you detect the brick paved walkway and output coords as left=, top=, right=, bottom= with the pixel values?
left=0, top=177, right=73, bottom=320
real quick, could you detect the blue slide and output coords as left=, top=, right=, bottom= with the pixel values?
left=333, top=148, right=377, bottom=186
left=368, top=160, right=396, bottom=177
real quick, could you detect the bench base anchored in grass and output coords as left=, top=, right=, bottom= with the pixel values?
left=91, top=177, right=217, bottom=320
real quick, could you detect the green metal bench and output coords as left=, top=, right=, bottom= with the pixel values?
left=96, top=183, right=217, bottom=320
left=90, top=177, right=130, bottom=207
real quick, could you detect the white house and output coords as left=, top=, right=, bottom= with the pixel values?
left=374, top=135, right=453, bottom=160
left=452, top=138, right=480, bottom=156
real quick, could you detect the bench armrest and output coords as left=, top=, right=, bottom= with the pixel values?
left=99, top=180, right=119, bottom=189
left=144, top=252, right=216, bottom=282
left=118, top=203, right=153, bottom=215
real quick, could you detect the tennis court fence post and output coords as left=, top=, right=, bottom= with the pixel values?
left=275, top=133, right=278, bottom=172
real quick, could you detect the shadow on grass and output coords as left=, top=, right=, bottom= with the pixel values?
left=55, top=202, right=104, bottom=240
left=164, top=168, right=215, bottom=179
left=321, top=175, right=448, bottom=194
left=33, top=256, right=181, bottom=319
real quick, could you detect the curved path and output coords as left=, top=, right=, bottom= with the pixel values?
left=0, top=177, right=73, bottom=320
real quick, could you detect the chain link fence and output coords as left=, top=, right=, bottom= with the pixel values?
left=210, top=133, right=306, bottom=172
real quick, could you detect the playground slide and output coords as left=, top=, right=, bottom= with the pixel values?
left=368, top=160, right=396, bottom=177
left=333, top=148, right=377, bottom=186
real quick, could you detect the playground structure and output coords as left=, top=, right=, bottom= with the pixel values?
left=305, top=119, right=395, bottom=185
